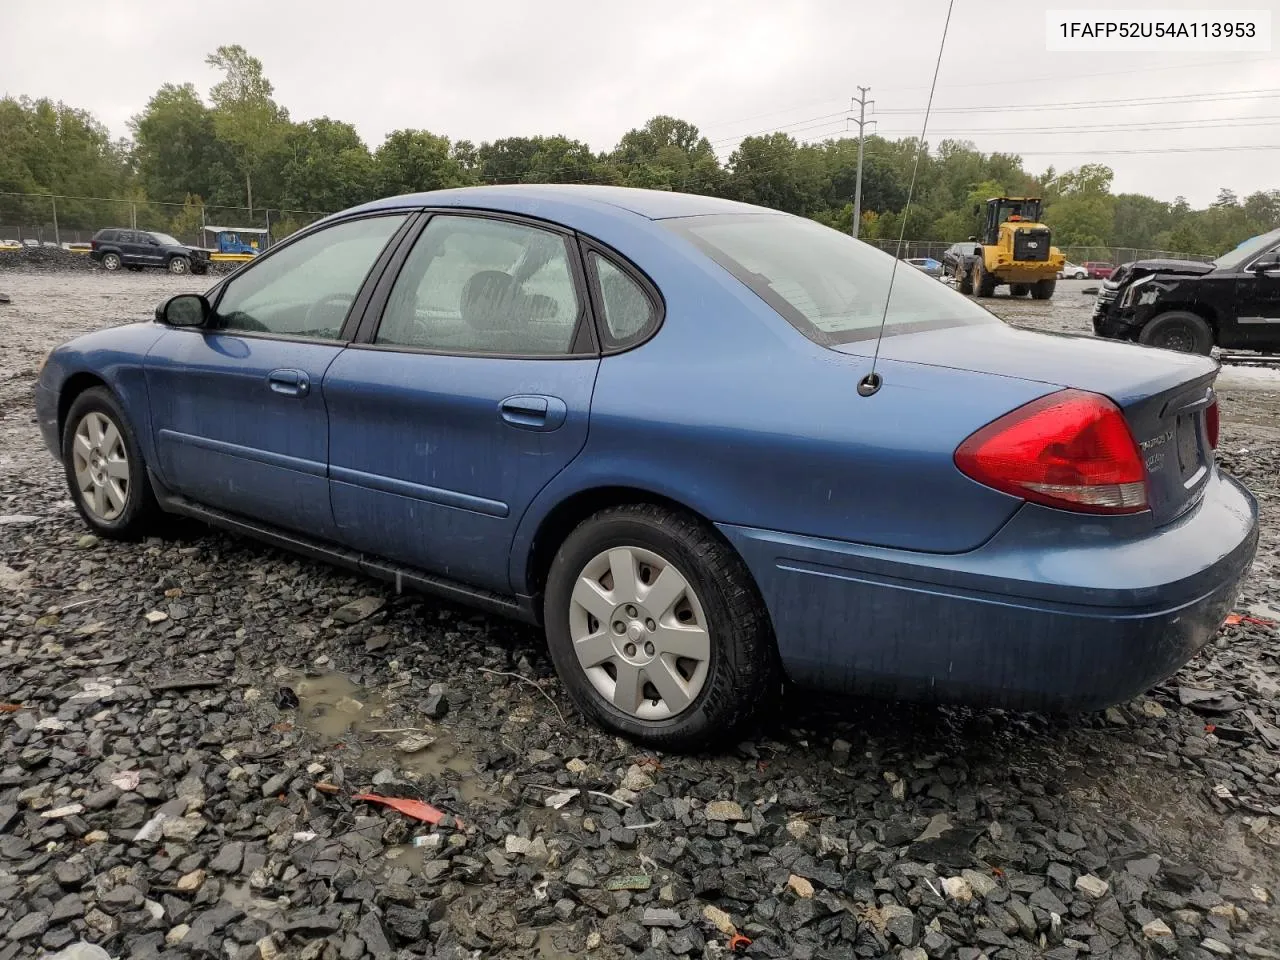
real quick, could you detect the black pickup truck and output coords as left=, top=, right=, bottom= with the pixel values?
left=1092, top=227, right=1280, bottom=354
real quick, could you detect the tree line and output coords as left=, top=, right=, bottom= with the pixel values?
left=2, top=44, right=1278, bottom=256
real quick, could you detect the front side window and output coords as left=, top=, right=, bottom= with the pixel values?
left=375, top=215, right=582, bottom=355
left=214, top=215, right=406, bottom=340
left=150, top=232, right=181, bottom=246
left=667, top=213, right=997, bottom=345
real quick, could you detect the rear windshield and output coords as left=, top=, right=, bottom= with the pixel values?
left=665, top=213, right=996, bottom=345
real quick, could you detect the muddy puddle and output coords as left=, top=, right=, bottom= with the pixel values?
left=288, top=671, right=492, bottom=806
left=538, top=927, right=583, bottom=959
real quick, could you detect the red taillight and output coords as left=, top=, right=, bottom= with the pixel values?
left=1206, top=399, right=1220, bottom=450
left=955, top=389, right=1148, bottom=514
left=90, top=240, right=98, bottom=250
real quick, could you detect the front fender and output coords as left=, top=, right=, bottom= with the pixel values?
left=37, top=323, right=168, bottom=469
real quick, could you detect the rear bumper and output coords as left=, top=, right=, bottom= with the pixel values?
left=718, top=470, right=1258, bottom=712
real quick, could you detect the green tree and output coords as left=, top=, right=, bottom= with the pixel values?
left=130, top=83, right=234, bottom=204
left=280, top=118, right=375, bottom=212
left=205, top=45, right=288, bottom=213
left=375, top=130, right=468, bottom=195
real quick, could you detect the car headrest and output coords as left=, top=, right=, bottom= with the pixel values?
left=460, top=270, right=520, bottom=331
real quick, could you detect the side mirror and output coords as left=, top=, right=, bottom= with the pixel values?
left=157, top=293, right=210, bottom=327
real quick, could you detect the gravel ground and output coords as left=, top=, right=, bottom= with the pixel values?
left=1, top=269, right=1278, bottom=960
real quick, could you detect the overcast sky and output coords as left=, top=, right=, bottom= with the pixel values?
left=2, top=0, right=1277, bottom=208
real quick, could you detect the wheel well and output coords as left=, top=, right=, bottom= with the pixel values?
left=524, top=486, right=713, bottom=599
left=57, top=373, right=108, bottom=439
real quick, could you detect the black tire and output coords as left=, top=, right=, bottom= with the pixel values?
left=1031, top=278, right=1056, bottom=300
left=1138, top=310, right=1214, bottom=355
left=973, top=261, right=997, bottom=297
left=956, top=265, right=974, bottom=295
left=168, top=256, right=190, bottom=275
left=61, top=387, right=159, bottom=540
left=544, top=504, right=779, bottom=750
left=101, top=252, right=122, bottom=271
left=1009, top=284, right=1030, bottom=297
left=191, top=262, right=208, bottom=276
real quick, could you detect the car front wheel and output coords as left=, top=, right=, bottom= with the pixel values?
left=168, top=256, right=190, bottom=275
left=544, top=504, right=778, bottom=750
left=62, top=387, right=159, bottom=539
left=1138, top=310, right=1213, bottom=355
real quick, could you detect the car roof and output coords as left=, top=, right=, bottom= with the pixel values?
left=345, top=184, right=778, bottom=222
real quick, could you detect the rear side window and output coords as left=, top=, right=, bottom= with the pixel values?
left=589, top=253, right=656, bottom=347
left=666, top=213, right=997, bottom=345
left=374, top=215, right=583, bottom=356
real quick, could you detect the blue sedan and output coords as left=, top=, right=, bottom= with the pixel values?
left=34, top=186, right=1258, bottom=749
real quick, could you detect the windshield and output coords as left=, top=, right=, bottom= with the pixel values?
left=1213, top=227, right=1280, bottom=269
left=666, top=213, right=996, bottom=345
left=150, top=233, right=181, bottom=246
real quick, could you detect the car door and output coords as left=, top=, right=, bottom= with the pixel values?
left=324, top=212, right=600, bottom=594
left=145, top=212, right=411, bottom=537
left=116, top=231, right=145, bottom=266
left=1234, top=248, right=1280, bottom=346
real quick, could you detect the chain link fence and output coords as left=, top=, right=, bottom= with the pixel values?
left=0, top=192, right=330, bottom=249
left=865, top=238, right=1213, bottom=265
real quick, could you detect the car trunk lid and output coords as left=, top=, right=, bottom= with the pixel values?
left=837, top=323, right=1218, bottom=525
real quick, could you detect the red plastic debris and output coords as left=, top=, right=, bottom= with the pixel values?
left=1205, top=724, right=1217, bottom=735
left=728, top=934, right=752, bottom=953
left=353, top=793, right=454, bottom=826
left=0, top=704, right=22, bottom=713
left=1224, top=613, right=1274, bottom=628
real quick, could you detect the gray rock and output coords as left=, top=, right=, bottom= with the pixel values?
left=210, top=841, right=245, bottom=874
left=1031, top=887, right=1069, bottom=916
left=383, top=905, right=429, bottom=942
left=357, top=911, right=394, bottom=958
left=7, top=912, right=49, bottom=941
left=642, top=907, right=684, bottom=927
left=49, top=894, right=85, bottom=923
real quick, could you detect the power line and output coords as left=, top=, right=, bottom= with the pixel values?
left=872, top=87, right=1280, bottom=115
left=694, top=56, right=1276, bottom=134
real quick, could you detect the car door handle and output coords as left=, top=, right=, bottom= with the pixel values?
left=267, top=369, right=310, bottom=398
left=500, top=395, right=567, bottom=431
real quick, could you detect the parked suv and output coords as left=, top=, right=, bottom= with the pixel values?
left=90, top=229, right=210, bottom=275
left=1093, top=227, right=1280, bottom=355
left=1058, top=261, right=1088, bottom=280
left=1083, top=261, right=1114, bottom=280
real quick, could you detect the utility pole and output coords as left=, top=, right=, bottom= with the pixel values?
left=851, top=86, right=874, bottom=238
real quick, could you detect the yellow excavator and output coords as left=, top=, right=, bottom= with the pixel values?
left=958, top=197, right=1064, bottom=300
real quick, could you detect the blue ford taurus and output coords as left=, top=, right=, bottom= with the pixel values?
left=34, top=185, right=1259, bottom=749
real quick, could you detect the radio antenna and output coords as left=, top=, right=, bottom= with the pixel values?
left=858, top=0, right=957, bottom=398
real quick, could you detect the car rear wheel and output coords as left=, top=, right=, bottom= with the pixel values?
left=956, top=265, right=974, bottom=295
left=544, top=504, right=778, bottom=750
left=1138, top=310, right=1213, bottom=355
left=62, top=387, right=159, bottom=539
left=101, top=253, right=122, bottom=271
left=168, top=256, right=190, bottom=275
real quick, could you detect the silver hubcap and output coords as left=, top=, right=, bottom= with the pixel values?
left=569, top=546, right=711, bottom=720
left=72, top=412, right=129, bottom=521
left=170, top=259, right=187, bottom=274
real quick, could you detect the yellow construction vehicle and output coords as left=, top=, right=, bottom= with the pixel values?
left=957, top=197, right=1064, bottom=300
